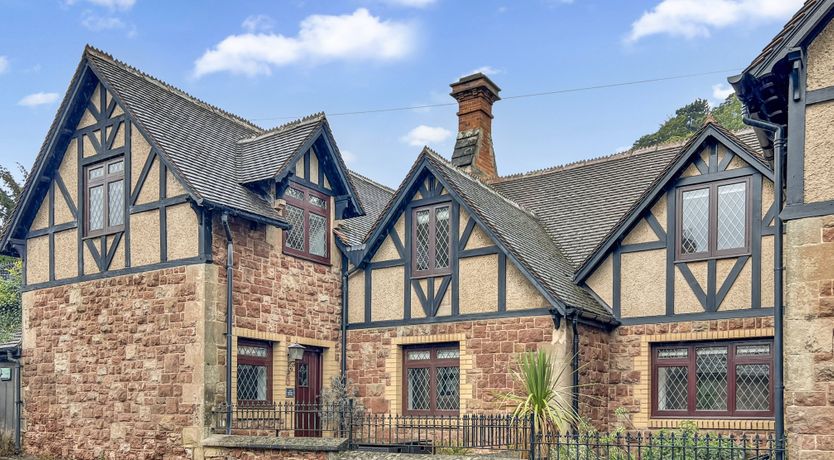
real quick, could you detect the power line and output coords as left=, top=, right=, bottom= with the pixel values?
left=249, top=67, right=741, bottom=122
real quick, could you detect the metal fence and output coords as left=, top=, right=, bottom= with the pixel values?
left=210, top=402, right=785, bottom=458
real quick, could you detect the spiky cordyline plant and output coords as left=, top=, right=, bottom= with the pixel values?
left=501, top=350, right=580, bottom=434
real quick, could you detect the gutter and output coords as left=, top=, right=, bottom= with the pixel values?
left=742, top=116, right=786, bottom=458
left=206, top=201, right=291, bottom=230
left=221, top=213, right=234, bottom=435
left=5, top=350, right=21, bottom=454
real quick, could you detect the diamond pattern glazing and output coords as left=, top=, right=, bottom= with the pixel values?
left=285, top=205, right=304, bottom=251
left=286, top=187, right=304, bottom=201
left=237, top=364, right=267, bottom=401
left=89, top=185, right=104, bottom=230
left=239, top=345, right=268, bottom=357
left=681, top=188, right=709, bottom=254
left=736, top=364, right=770, bottom=411
left=415, top=210, right=430, bottom=271
left=696, top=347, right=728, bottom=411
left=108, top=180, right=124, bottom=226
left=407, top=368, right=430, bottom=410
left=717, top=182, right=746, bottom=250
left=309, top=213, right=327, bottom=257
left=436, top=366, right=460, bottom=411
left=434, top=206, right=450, bottom=269
left=657, top=366, right=688, bottom=411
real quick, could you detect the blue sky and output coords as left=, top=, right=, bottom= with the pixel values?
left=0, top=0, right=803, bottom=188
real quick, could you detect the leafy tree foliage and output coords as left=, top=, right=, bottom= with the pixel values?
left=633, top=95, right=746, bottom=149
left=0, top=163, right=27, bottom=265
left=0, top=261, right=21, bottom=342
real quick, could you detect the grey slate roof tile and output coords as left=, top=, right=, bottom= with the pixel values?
left=236, top=114, right=325, bottom=184
left=341, top=171, right=394, bottom=247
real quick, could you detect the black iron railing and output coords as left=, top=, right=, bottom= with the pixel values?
left=210, top=402, right=785, bottom=458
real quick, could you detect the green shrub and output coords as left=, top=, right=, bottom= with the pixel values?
left=0, top=260, right=21, bottom=343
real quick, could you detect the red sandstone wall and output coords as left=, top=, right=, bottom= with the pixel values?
left=22, top=266, right=206, bottom=459
left=578, top=324, right=610, bottom=430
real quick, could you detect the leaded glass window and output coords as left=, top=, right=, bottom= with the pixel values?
left=677, top=178, right=750, bottom=260
left=652, top=340, right=773, bottom=418
left=282, top=183, right=330, bottom=264
left=85, top=157, right=124, bottom=236
left=412, top=203, right=452, bottom=277
left=403, top=344, right=460, bottom=415
left=237, top=339, right=272, bottom=405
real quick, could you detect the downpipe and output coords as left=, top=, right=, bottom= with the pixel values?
left=571, top=314, right=580, bottom=425
left=221, top=213, right=234, bottom=435
left=340, top=255, right=348, bottom=382
left=743, top=117, right=786, bottom=457
left=5, top=351, right=21, bottom=454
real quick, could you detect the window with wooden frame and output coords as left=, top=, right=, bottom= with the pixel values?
left=652, top=339, right=773, bottom=419
left=402, top=344, right=460, bottom=416
left=84, top=157, right=125, bottom=237
left=412, top=202, right=451, bottom=278
left=282, top=183, right=330, bottom=264
left=236, top=339, right=273, bottom=406
left=676, top=177, right=751, bottom=261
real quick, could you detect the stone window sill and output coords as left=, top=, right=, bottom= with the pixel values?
left=648, top=418, right=775, bottom=431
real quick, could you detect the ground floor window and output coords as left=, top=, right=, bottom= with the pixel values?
left=237, top=339, right=272, bottom=405
left=403, top=343, right=460, bottom=416
left=652, top=339, right=773, bottom=418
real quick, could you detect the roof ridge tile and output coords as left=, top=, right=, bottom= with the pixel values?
left=238, top=112, right=326, bottom=144
left=348, top=169, right=396, bottom=194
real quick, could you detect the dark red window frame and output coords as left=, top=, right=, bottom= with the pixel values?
left=411, top=202, right=452, bottom=278
left=651, top=339, right=774, bottom=419
left=675, top=177, right=752, bottom=261
left=402, top=343, right=460, bottom=416
left=236, top=339, right=273, bottom=406
left=84, top=156, right=125, bottom=238
left=282, top=183, right=331, bottom=265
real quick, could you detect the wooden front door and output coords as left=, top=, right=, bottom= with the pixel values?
left=294, top=347, right=323, bottom=437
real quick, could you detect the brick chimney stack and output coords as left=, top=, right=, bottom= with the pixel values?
left=449, top=73, right=501, bottom=179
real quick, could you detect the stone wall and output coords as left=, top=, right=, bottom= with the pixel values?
left=21, top=263, right=215, bottom=459
left=784, top=215, right=834, bottom=459
left=210, top=214, right=343, bottom=405
left=346, top=315, right=584, bottom=416
left=577, top=324, right=609, bottom=430
left=606, top=317, right=775, bottom=432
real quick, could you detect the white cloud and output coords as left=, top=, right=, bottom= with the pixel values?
left=627, top=0, right=804, bottom=43
left=18, top=92, right=59, bottom=107
left=194, top=8, right=417, bottom=77
left=383, top=0, right=437, bottom=7
left=712, top=83, right=734, bottom=101
left=242, top=14, right=274, bottom=33
left=67, top=0, right=136, bottom=10
left=401, top=125, right=452, bottom=147
left=0, top=56, right=8, bottom=75
left=81, top=12, right=125, bottom=30
left=467, top=66, right=500, bottom=77
left=340, top=150, right=358, bottom=164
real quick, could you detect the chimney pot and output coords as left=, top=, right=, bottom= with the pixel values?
left=449, top=73, right=501, bottom=179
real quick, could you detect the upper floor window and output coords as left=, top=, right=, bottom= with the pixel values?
left=403, top=344, right=460, bottom=416
left=676, top=177, right=750, bottom=260
left=652, top=339, right=773, bottom=418
left=85, top=157, right=125, bottom=237
left=237, top=339, right=272, bottom=405
left=283, top=184, right=330, bottom=264
left=412, top=203, right=451, bottom=278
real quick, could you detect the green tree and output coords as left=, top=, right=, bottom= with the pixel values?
left=0, top=164, right=27, bottom=265
left=0, top=261, right=22, bottom=342
left=633, top=95, right=745, bottom=149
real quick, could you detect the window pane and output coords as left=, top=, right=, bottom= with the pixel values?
left=237, top=364, right=268, bottom=401
left=89, top=185, right=104, bottom=231
left=108, top=180, right=124, bottom=226
left=434, top=206, right=450, bottom=269
left=696, top=347, right=728, bottom=411
left=415, top=209, right=430, bottom=271
left=239, top=345, right=268, bottom=358
left=285, top=205, right=305, bottom=251
left=407, top=350, right=430, bottom=361
left=717, top=182, right=747, bottom=250
left=407, top=368, right=430, bottom=410
left=309, top=195, right=327, bottom=209
left=737, top=344, right=771, bottom=357
left=736, top=364, right=770, bottom=411
left=436, top=366, right=460, bottom=411
left=108, top=161, right=124, bottom=174
left=297, top=362, right=309, bottom=388
left=286, top=187, right=304, bottom=201
left=309, top=213, right=327, bottom=257
left=437, top=349, right=460, bottom=359
left=657, top=366, right=688, bottom=411
left=681, top=188, right=709, bottom=254
left=89, top=167, right=104, bottom=180
left=658, top=348, right=688, bottom=359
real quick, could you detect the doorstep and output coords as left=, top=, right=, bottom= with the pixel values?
left=201, top=434, right=348, bottom=452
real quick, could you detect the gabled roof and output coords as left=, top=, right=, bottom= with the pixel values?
left=492, top=129, right=763, bottom=268
left=573, top=123, right=772, bottom=282
left=237, top=114, right=326, bottom=183
left=340, top=171, right=394, bottom=247
left=360, top=148, right=612, bottom=321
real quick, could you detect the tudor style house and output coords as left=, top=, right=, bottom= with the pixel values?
left=1, top=1, right=834, bottom=458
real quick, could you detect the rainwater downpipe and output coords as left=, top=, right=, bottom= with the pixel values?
left=221, top=213, right=234, bottom=435
left=340, top=255, right=348, bottom=382
left=570, top=312, right=580, bottom=424
left=6, top=351, right=21, bottom=454
left=743, top=116, right=786, bottom=456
